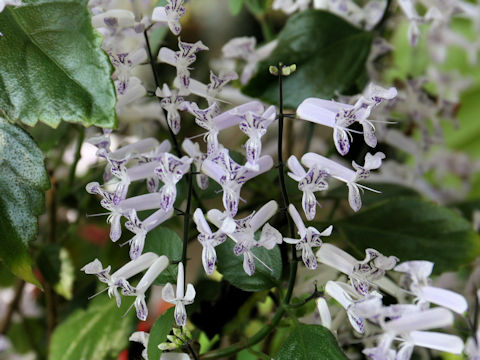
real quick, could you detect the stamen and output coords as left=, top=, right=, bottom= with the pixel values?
left=356, top=184, right=381, bottom=193
left=252, top=254, right=273, bottom=273
left=88, top=286, right=109, bottom=300
left=86, top=212, right=111, bottom=217
left=122, top=300, right=136, bottom=318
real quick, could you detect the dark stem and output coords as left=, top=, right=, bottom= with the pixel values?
left=276, top=64, right=295, bottom=240
left=374, top=0, right=393, bottom=32
left=186, top=341, right=199, bottom=360
left=181, top=165, right=194, bottom=276
left=288, top=286, right=323, bottom=309
left=200, top=63, right=300, bottom=360
left=0, top=280, right=25, bottom=334
left=68, top=126, right=85, bottom=187
left=143, top=29, right=182, bottom=157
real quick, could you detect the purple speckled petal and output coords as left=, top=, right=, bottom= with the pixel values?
left=135, top=296, right=148, bottom=321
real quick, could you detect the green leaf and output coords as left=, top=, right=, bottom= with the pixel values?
left=147, top=307, right=175, bottom=360
left=143, top=226, right=182, bottom=285
left=229, top=0, right=243, bottom=15
left=54, top=247, right=75, bottom=300
left=276, top=324, right=348, bottom=360
left=0, top=118, right=49, bottom=286
left=0, top=0, right=116, bottom=128
left=335, top=197, right=480, bottom=273
left=216, top=240, right=282, bottom=292
left=49, top=296, right=135, bottom=360
left=242, top=10, right=374, bottom=108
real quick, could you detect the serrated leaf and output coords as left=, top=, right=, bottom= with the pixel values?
left=216, top=240, right=282, bottom=292
left=276, top=324, right=348, bottom=360
left=49, top=296, right=135, bottom=360
left=0, top=0, right=116, bottom=128
left=147, top=307, right=175, bottom=360
left=335, top=197, right=480, bottom=273
left=242, top=10, right=374, bottom=108
left=143, top=226, right=182, bottom=285
left=0, top=118, right=49, bottom=286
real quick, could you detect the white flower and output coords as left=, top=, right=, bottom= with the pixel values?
left=297, top=85, right=396, bottom=155
left=152, top=0, right=186, bottom=35
left=284, top=204, right=332, bottom=269
left=154, top=153, right=192, bottom=211
left=158, top=39, right=209, bottom=93
left=193, top=208, right=227, bottom=275
left=110, top=49, right=148, bottom=95
left=182, top=139, right=209, bottom=190
left=222, top=37, right=278, bottom=84
left=124, top=208, right=174, bottom=259
left=202, top=149, right=273, bottom=224
left=187, top=101, right=263, bottom=156
left=189, top=70, right=238, bottom=105
left=81, top=253, right=159, bottom=307
left=122, top=256, right=170, bottom=321
left=207, top=201, right=282, bottom=276
left=302, top=152, right=385, bottom=211
left=156, top=84, right=189, bottom=135
left=239, top=106, right=276, bottom=171
left=394, top=261, right=468, bottom=314
left=86, top=183, right=166, bottom=241
left=162, top=262, right=196, bottom=326
left=287, top=155, right=329, bottom=220
left=325, top=281, right=370, bottom=334
left=129, top=331, right=149, bottom=359
left=0, top=0, right=20, bottom=13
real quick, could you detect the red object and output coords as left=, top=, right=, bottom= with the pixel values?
left=79, top=224, right=109, bottom=246
left=118, top=349, right=128, bottom=360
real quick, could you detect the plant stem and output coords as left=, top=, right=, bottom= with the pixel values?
left=181, top=165, right=194, bottom=276
left=68, top=126, right=85, bottom=187
left=200, top=64, right=300, bottom=360
left=144, top=29, right=182, bottom=157
left=0, top=280, right=25, bottom=334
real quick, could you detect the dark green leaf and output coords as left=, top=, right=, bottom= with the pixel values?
left=335, top=197, right=480, bottom=273
left=37, top=244, right=61, bottom=285
left=147, top=307, right=175, bottom=360
left=216, top=240, right=282, bottom=291
left=0, top=118, right=49, bottom=286
left=0, top=0, right=116, bottom=128
left=327, top=182, right=420, bottom=207
left=242, top=10, right=374, bottom=108
left=143, top=226, right=182, bottom=285
left=49, top=296, right=135, bottom=360
left=276, top=324, right=348, bottom=360
left=451, top=199, right=480, bottom=222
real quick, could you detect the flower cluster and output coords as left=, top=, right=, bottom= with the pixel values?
left=79, top=0, right=477, bottom=359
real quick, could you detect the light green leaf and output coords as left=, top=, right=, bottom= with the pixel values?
left=242, top=10, right=374, bottom=108
left=147, top=307, right=175, bottom=360
left=143, top=226, right=182, bottom=285
left=276, top=324, right=348, bottom=360
left=0, top=0, right=116, bottom=128
left=229, top=0, right=243, bottom=15
left=49, top=297, right=135, bottom=360
left=0, top=118, right=49, bottom=287
left=54, top=248, right=75, bottom=299
left=335, top=197, right=480, bottom=273
left=216, top=240, right=282, bottom=292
